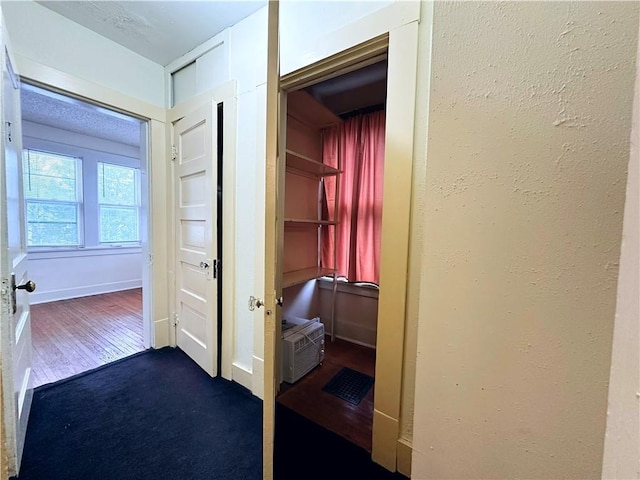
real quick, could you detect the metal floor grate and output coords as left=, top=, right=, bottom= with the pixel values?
left=322, top=367, right=374, bottom=405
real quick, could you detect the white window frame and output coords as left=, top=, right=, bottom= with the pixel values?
left=22, top=148, right=84, bottom=249
left=97, top=162, right=142, bottom=246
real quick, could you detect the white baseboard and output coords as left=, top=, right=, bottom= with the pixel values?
left=30, top=280, right=142, bottom=305
left=333, top=334, right=376, bottom=349
left=323, top=319, right=377, bottom=348
left=154, top=317, right=169, bottom=348
left=372, top=409, right=400, bottom=472
left=252, top=355, right=264, bottom=400
left=397, top=437, right=413, bottom=478
left=232, top=362, right=253, bottom=392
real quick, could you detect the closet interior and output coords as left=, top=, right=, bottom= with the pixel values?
left=276, top=59, right=388, bottom=453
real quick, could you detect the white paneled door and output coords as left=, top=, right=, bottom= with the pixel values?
left=1, top=25, right=34, bottom=476
left=173, top=101, right=218, bottom=376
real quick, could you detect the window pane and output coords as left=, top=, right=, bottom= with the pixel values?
left=28, top=223, right=79, bottom=246
left=22, top=150, right=81, bottom=247
left=27, top=202, right=77, bottom=223
left=98, top=163, right=137, bottom=206
left=100, top=206, right=138, bottom=243
left=22, top=150, right=78, bottom=202
left=26, top=202, right=78, bottom=246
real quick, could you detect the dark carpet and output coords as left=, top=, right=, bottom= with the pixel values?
left=274, top=403, right=408, bottom=480
left=15, top=347, right=262, bottom=480
left=322, top=367, right=374, bottom=405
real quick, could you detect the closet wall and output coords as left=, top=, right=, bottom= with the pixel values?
left=282, top=87, right=384, bottom=351
left=282, top=90, right=340, bottom=334
left=318, top=282, right=378, bottom=347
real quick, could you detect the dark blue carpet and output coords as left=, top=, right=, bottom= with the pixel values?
left=274, top=403, right=407, bottom=480
left=15, top=347, right=262, bottom=480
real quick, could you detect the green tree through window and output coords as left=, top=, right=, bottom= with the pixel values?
left=22, top=149, right=80, bottom=246
left=22, top=150, right=141, bottom=248
left=98, top=163, right=140, bottom=243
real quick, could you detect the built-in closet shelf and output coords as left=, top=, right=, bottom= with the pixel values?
left=284, top=218, right=337, bottom=227
left=283, top=267, right=336, bottom=289
left=286, top=149, right=339, bottom=177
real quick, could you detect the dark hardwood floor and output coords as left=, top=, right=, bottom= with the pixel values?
left=30, top=289, right=145, bottom=388
left=276, top=335, right=376, bottom=452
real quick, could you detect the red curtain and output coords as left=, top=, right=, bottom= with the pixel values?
left=321, top=110, right=385, bottom=284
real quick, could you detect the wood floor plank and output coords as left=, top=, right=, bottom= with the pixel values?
left=30, top=289, right=145, bottom=388
left=276, top=336, right=377, bottom=453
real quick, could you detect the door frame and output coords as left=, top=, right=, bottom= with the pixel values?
left=166, top=81, right=237, bottom=380
left=264, top=21, right=420, bottom=476
left=0, top=61, right=168, bottom=337
left=15, top=78, right=156, bottom=348
left=0, top=55, right=169, bottom=472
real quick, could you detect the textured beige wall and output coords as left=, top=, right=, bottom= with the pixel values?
left=412, top=2, right=639, bottom=479
left=602, top=20, right=640, bottom=480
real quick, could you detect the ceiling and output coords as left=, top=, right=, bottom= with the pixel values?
left=23, top=1, right=384, bottom=143
left=37, top=0, right=267, bottom=66
left=23, top=1, right=266, bottom=145
left=305, top=60, right=388, bottom=117
left=21, top=84, right=142, bottom=147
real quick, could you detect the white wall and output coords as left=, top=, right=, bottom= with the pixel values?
left=228, top=7, right=268, bottom=396
left=602, top=20, right=640, bottom=480
left=3, top=1, right=165, bottom=108
left=283, top=281, right=320, bottom=323
left=279, top=0, right=393, bottom=75
left=318, top=283, right=378, bottom=348
left=169, top=32, right=229, bottom=106
left=22, top=121, right=143, bottom=304
left=412, top=2, right=639, bottom=479
left=27, top=248, right=142, bottom=304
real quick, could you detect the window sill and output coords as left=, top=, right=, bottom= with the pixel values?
left=28, top=245, right=142, bottom=260
left=317, top=277, right=379, bottom=299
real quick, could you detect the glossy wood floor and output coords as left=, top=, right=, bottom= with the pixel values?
left=276, top=336, right=376, bottom=452
left=30, top=289, right=145, bottom=388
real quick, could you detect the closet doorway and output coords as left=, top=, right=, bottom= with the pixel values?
left=275, top=58, right=388, bottom=452
left=20, top=83, right=151, bottom=387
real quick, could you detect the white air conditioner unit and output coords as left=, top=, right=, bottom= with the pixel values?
left=281, top=316, right=325, bottom=384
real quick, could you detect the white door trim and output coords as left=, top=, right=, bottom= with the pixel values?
left=262, top=2, right=280, bottom=478
left=167, top=80, right=237, bottom=381
left=265, top=20, right=421, bottom=477
left=14, top=54, right=165, bottom=122
left=9, top=58, right=167, bottom=349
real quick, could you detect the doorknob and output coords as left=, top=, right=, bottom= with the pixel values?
left=276, top=297, right=283, bottom=307
left=16, top=280, right=36, bottom=293
left=248, top=296, right=264, bottom=311
left=199, top=261, right=209, bottom=269
left=10, top=274, right=36, bottom=314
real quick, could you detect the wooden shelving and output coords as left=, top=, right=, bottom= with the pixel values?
left=282, top=90, right=342, bottom=344
left=284, top=218, right=337, bottom=227
left=283, top=267, right=336, bottom=289
left=286, top=150, right=339, bottom=177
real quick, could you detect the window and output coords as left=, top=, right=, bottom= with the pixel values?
left=98, top=163, right=140, bottom=244
left=22, top=149, right=81, bottom=247
left=21, top=150, right=142, bottom=249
